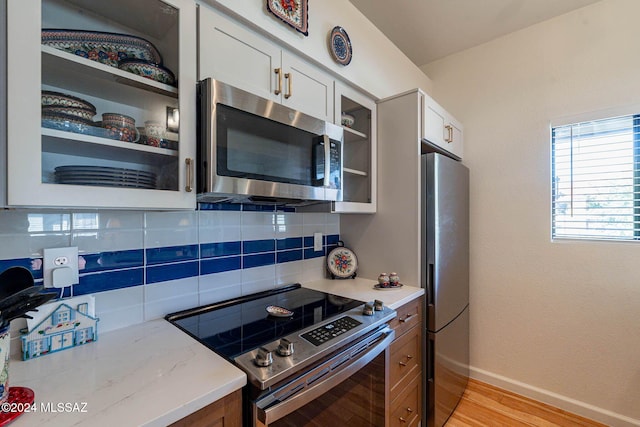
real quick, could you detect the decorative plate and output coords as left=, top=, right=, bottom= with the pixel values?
left=41, top=90, right=96, bottom=114
left=118, top=59, right=176, bottom=86
left=326, top=240, right=358, bottom=279
left=266, top=305, right=294, bottom=317
left=329, top=26, right=352, bottom=66
left=41, top=29, right=163, bottom=68
left=373, top=283, right=404, bottom=291
left=266, top=0, right=309, bottom=36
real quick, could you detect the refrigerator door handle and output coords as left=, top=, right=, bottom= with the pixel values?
left=427, top=335, right=434, bottom=381
left=427, top=263, right=435, bottom=304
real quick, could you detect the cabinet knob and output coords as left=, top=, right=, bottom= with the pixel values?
left=399, top=417, right=407, bottom=423
left=274, top=68, right=283, bottom=95
left=185, top=158, right=194, bottom=192
left=406, top=407, right=413, bottom=413
left=399, top=361, right=407, bottom=367
left=284, top=73, right=292, bottom=99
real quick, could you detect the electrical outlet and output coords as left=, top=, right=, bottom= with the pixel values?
left=313, top=232, right=323, bottom=252
left=43, top=247, right=79, bottom=288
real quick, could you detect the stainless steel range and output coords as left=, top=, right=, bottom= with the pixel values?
left=166, top=284, right=396, bottom=427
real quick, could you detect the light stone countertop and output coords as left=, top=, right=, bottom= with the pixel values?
left=303, top=277, right=424, bottom=310
left=8, top=319, right=246, bottom=427
left=6, top=277, right=423, bottom=426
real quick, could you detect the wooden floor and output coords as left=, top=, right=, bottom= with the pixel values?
left=445, top=379, right=607, bottom=427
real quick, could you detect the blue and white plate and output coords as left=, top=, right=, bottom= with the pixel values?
left=330, top=26, right=352, bottom=66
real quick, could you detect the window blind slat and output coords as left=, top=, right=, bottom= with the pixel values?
left=552, top=113, right=640, bottom=241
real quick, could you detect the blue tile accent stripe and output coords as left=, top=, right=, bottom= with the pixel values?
left=146, top=245, right=199, bottom=265
left=277, top=237, right=303, bottom=251
left=201, top=241, right=241, bottom=258
left=243, top=239, right=275, bottom=254
left=81, top=250, right=143, bottom=273
left=0, top=233, right=339, bottom=294
left=243, top=253, right=275, bottom=269
left=146, top=261, right=199, bottom=284
left=75, top=268, right=144, bottom=296
left=201, top=256, right=241, bottom=275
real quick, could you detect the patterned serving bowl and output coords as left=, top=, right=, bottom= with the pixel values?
left=117, top=59, right=176, bottom=86
left=41, top=90, right=96, bottom=114
left=101, top=113, right=139, bottom=143
left=42, top=29, right=163, bottom=68
left=42, top=106, right=95, bottom=121
left=41, top=111, right=96, bottom=135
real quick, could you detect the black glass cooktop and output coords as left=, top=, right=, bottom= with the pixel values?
left=165, top=284, right=363, bottom=359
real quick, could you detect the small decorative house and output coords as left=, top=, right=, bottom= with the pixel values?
left=21, top=302, right=99, bottom=360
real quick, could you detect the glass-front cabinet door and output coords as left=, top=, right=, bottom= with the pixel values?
left=6, top=0, right=196, bottom=209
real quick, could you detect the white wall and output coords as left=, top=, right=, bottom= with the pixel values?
left=199, top=0, right=432, bottom=99
left=423, top=0, right=640, bottom=425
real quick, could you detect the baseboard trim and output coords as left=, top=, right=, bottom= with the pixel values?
left=469, top=366, right=640, bottom=427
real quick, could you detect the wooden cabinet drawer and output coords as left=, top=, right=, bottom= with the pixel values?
left=389, top=297, right=422, bottom=338
left=390, top=376, right=421, bottom=427
left=389, top=326, right=421, bottom=395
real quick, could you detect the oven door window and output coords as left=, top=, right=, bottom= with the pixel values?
left=216, top=104, right=324, bottom=187
left=257, top=352, right=386, bottom=427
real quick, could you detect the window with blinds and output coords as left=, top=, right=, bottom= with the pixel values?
left=551, top=114, right=639, bottom=241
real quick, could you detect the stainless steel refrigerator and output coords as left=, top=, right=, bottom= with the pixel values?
left=421, top=152, right=470, bottom=427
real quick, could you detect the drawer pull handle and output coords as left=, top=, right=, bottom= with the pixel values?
left=399, top=361, right=407, bottom=367
left=399, top=417, right=407, bottom=423
left=406, top=354, right=413, bottom=360
left=399, top=313, right=414, bottom=323
left=406, top=407, right=413, bottom=413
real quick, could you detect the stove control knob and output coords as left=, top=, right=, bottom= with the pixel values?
left=255, top=347, right=273, bottom=367
left=277, top=338, right=294, bottom=357
left=363, top=303, right=374, bottom=316
left=374, top=300, right=384, bottom=311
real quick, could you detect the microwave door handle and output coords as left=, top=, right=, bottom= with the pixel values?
left=323, top=134, right=331, bottom=188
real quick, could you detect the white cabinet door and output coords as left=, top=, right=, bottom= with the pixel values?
left=281, top=52, right=333, bottom=122
left=198, top=6, right=280, bottom=102
left=422, top=96, right=464, bottom=159
left=6, top=0, right=197, bottom=209
left=198, top=6, right=334, bottom=122
left=332, top=82, right=377, bottom=213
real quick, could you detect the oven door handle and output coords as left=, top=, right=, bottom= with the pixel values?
left=255, top=327, right=395, bottom=425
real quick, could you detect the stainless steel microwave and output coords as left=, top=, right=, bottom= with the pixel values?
left=196, top=78, right=343, bottom=205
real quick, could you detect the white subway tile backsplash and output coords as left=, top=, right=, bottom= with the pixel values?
left=326, top=213, right=340, bottom=235
left=95, top=286, right=144, bottom=333
left=0, top=206, right=340, bottom=336
left=144, top=211, right=198, bottom=248
left=241, top=212, right=276, bottom=241
left=198, top=211, right=241, bottom=244
left=72, top=211, right=144, bottom=253
left=143, top=277, right=199, bottom=320
left=241, top=265, right=277, bottom=295
left=0, top=210, right=72, bottom=259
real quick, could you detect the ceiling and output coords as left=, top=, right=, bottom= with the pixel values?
left=348, top=0, right=601, bottom=67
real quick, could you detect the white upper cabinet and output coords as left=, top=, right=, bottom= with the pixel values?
left=198, top=5, right=334, bottom=122
left=333, top=82, right=377, bottom=214
left=422, top=95, right=464, bottom=160
left=6, top=0, right=197, bottom=209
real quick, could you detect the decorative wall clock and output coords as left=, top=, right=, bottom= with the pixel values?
left=267, top=0, right=309, bottom=36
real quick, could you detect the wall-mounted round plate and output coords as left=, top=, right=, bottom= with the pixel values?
left=326, top=241, right=358, bottom=279
left=330, top=26, right=352, bottom=66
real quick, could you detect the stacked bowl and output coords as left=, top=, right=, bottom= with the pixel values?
left=41, top=91, right=97, bottom=133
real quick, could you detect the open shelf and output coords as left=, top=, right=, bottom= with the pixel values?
left=42, top=46, right=179, bottom=99
left=42, top=128, right=178, bottom=164
left=343, top=126, right=367, bottom=140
